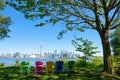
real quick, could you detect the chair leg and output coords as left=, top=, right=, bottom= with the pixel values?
left=20, top=71, right=22, bottom=76
left=46, top=69, right=47, bottom=74
left=52, top=71, right=53, bottom=74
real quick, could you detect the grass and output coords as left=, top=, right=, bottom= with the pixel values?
left=0, top=66, right=120, bottom=80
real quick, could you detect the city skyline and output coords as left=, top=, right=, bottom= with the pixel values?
left=0, top=49, right=81, bottom=59
left=0, top=4, right=102, bottom=56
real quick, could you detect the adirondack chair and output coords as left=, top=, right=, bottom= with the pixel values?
left=20, top=61, right=30, bottom=74
left=35, top=61, right=44, bottom=74
left=46, top=61, right=54, bottom=74
left=67, top=61, right=75, bottom=73
left=55, top=61, right=64, bottom=74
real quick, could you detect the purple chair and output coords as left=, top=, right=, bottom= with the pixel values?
left=35, top=61, right=44, bottom=74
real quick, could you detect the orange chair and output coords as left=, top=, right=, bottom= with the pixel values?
left=46, top=61, right=54, bottom=74
left=35, top=61, right=44, bottom=74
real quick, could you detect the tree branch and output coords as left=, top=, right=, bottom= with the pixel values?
left=108, top=1, right=120, bottom=12
left=107, top=0, right=117, bottom=11
left=111, top=23, right=120, bottom=29
left=80, top=0, right=94, bottom=10
left=109, top=7, right=119, bottom=24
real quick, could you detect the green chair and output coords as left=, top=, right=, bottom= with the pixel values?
left=20, top=61, right=30, bottom=74
left=67, top=61, right=75, bottom=73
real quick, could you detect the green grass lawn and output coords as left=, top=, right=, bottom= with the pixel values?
left=0, top=66, right=120, bottom=80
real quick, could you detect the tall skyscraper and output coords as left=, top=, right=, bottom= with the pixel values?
left=40, top=45, right=42, bottom=58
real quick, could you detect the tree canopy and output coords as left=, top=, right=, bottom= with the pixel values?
left=7, top=0, right=120, bottom=31
left=0, top=0, right=12, bottom=39
left=7, top=0, right=120, bottom=74
left=110, top=27, right=120, bottom=56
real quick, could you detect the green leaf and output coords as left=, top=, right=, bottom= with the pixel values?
left=66, top=25, right=73, bottom=31
left=77, top=28, right=84, bottom=32
left=35, top=23, right=45, bottom=27
left=57, top=30, right=67, bottom=39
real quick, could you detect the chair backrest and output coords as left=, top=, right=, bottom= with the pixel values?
left=21, top=61, right=29, bottom=66
left=46, top=61, right=54, bottom=67
left=35, top=61, right=43, bottom=67
left=55, top=61, right=64, bottom=73
left=68, top=61, right=75, bottom=71
left=35, top=61, right=44, bottom=73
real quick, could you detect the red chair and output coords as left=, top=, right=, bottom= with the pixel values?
left=35, top=61, right=44, bottom=74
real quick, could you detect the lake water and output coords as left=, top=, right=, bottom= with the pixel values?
left=0, top=58, right=76, bottom=66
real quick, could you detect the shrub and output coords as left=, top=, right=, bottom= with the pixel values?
left=91, top=57, right=103, bottom=66
left=112, top=56, right=120, bottom=67
left=86, top=56, right=103, bottom=70
left=74, top=58, right=86, bottom=67
left=0, top=62, right=5, bottom=68
left=15, top=59, right=20, bottom=66
left=62, top=57, right=68, bottom=72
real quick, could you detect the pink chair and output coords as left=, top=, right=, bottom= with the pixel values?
left=35, top=61, right=44, bottom=74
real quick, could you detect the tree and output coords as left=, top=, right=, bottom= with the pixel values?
left=72, top=37, right=100, bottom=63
left=0, top=0, right=12, bottom=39
left=110, top=27, right=120, bottom=56
left=7, top=0, right=120, bottom=74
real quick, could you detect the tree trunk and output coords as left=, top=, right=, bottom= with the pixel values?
left=99, top=30, right=114, bottom=74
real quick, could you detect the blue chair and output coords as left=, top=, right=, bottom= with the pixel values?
left=55, top=61, right=64, bottom=73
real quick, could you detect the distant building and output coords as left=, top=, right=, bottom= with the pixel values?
left=13, top=52, right=21, bottom=58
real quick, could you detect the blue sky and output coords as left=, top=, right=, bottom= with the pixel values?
left=0, top=5, right=102, bottom=56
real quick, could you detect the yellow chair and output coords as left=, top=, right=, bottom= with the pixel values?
left=46, top=61, right=54, bottom=74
